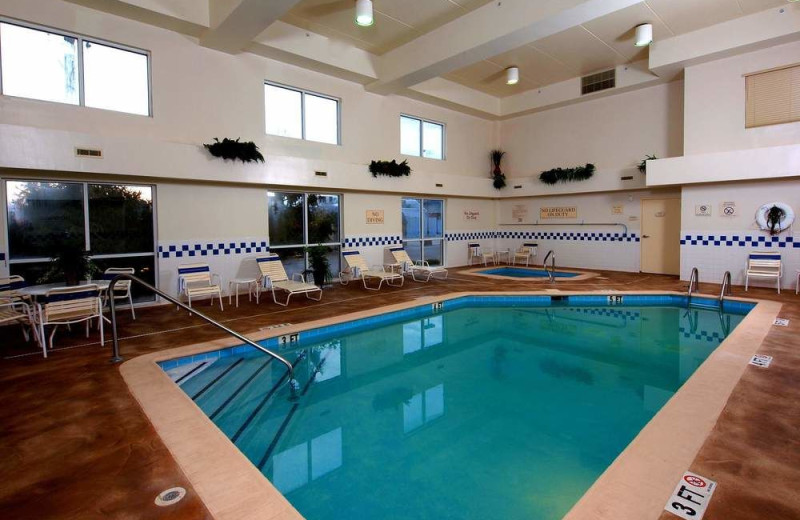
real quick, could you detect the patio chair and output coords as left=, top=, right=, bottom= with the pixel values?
left=0, top=275, right=27, bottom=303
left=0, top=299, right=36, bottom=343
left=102, top=267, right=136, bottom=319
left=744, top=251, right=782, bottom=293
left=340, top=250, right=404, bottom=290
left=32, top=285, right=104, bottom=358
left=256, top=254, right=322, bottom=306
left=512, top=243, right=538, bottom=266
left=389, top=246, right=448, bottom=282
left=468, top=243, right=494, bottom=266
left=177, top=263, right=223, bottom=311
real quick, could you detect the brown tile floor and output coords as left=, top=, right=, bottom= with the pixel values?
left=1, top=268, right=798, bottom=519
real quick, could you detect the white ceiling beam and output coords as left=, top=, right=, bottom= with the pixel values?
left=365, top=0, right=644, bottom=95
left=200, top=0, right=304, bottom=54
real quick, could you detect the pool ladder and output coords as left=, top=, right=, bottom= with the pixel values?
left=105, top=273, right=296, bottom=392
left=719, top=271, right=732, bottom=302
left=687, top=267, right=699, bottom=302
left=542, top=250, right=556, bottom=282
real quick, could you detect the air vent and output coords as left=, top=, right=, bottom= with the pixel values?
left=314, top=171, right=327, bottom=177
left=581, top=69, right=615, bottom=95
left=620, top=175, right=634, bottom=181
left=435, top=183, right=443, bottom=187
left=75, top=147, right=102, bottom=158
left=513, top=185, right=522, bottom=189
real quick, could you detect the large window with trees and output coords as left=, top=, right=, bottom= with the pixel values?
left=267, top=191, right=341, bottom=283
left=401, top=198, right=444, bottom=266
left=4, top=181, right=156, bottom=301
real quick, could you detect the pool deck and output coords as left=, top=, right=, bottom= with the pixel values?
left=1, top=268, right=799, bottom=519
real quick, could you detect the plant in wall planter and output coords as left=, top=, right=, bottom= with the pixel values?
left=39, top=233, right=98, bottom=285
left=204, top=138, right=265, bottom=163
left=490, top=149, right=507, bottom=190
left=637, top=154, right=657, bottom=174
left=305, top=244, right=331, bottom=287
left=539, top=163, right=595, bottom=185
left=369, top=160, right=411, bottom=178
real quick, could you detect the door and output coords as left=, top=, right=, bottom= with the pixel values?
left=640, top=198, right=681, bottom=275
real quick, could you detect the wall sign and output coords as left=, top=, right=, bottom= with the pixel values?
left=695, top=204, right=712, bottom=217
left=512, top=204, right=528, bottom=223
left=664, top=472, right=717, bottom=520
left=540, top=206, right=577, bottom=219
left=365, top=209, right=384, bottom=224
left=721, top=201, right=736, bottom=217
left=463, top=210, right=480, bottom=221
left=612, top=204, right=624, bottom=215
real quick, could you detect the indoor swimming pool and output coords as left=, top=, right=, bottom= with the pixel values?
left=160, top=295, right=752, bottom=520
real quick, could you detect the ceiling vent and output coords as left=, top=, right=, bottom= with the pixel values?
left=581, top=69, right=615, bottom=95
left=75, top=147, right=103, bottom=158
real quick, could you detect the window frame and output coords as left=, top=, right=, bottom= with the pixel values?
left=401, top=197, right=446, bottom=267
left=0, top=17, right=153, bottom=116
left=400, top=114, right=446, bottom=160
left=264, top=81, right=341, bottom=145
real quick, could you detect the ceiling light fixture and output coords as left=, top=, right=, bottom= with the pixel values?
left=356, top=0, right=374, bottom=27
left=634, top=23, right=653, bottom=47
left=506, top=66, right=519, bottom=85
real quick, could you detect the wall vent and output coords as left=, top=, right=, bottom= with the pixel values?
left=435, top=183, right=443, bottom=187
left=581, top=69, right=615, bottom=95
left=314, top=171, right=327, bottom=177
left=75, top=147, right=103, bottom=158
left=620, top=175, right=634, bottom=181
left=513, top=185, right=522, bottom=189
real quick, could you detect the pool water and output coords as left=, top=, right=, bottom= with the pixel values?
left=164, top=298, right=749, bottom=520
left=478, top=267, right=579, bottom=278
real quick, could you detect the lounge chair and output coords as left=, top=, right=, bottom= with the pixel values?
left=177, top=263, right=223, bottom=311
left=389, top=246, right=448, bottom=282
left=102, top=267, right=136, bottom=319
left=512, top=243, right=538, bottom=266
left=468, top=243, right=494, bottom=266
left=31, top=285, right=104, bottom=358
left=340, top=250, right=404, bottom=290
left=744, top=251, right=782, bottom=293
left=0, top=299, right=35, bottom=343
left=0, top=275, right=27, bottom=303
left=256, top=254, right=322, bottom=306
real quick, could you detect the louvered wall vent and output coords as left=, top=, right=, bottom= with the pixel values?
left=581, top=69, right=615, bottom=95
left=75, top=147, right=103, bottom=158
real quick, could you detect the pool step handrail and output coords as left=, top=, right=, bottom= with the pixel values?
left=719, top=271, right=732, bottom=302
left=688, top=267, right=699, bottom=302
left=542, top=250, right=556, bottom=282
left=106, top=274, right=295, bottom=386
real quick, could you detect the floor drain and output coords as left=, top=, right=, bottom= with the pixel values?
left=155, top=487, right=186, bottom=507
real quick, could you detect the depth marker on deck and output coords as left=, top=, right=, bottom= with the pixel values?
left=773, top=318, right=789, bottom=326
left=665, top=472, right=717, bottom=519
left=749, top=354, right=773, bottom=368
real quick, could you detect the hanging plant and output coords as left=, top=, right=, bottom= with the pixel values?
left=766, top=205, right=787, bottom=235
left=204, top=138, right=265, bottom=163
left=369, top=159, right=411, bottom=177
left=539, top=163, right=595, bottom=185
left=490, top=149, right=506, bottom=190
left=637, top=154, right=657, bottom=174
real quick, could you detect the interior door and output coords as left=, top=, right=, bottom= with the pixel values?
left=640, top=198, right=681, bottom=275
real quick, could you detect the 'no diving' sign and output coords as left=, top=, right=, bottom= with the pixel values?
left=665, top=471, right=717, bottom=519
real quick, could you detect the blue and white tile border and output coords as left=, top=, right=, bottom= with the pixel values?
left=158, top=239, right=269, bottom=259
left=681, top=233, right=798, bottom=248
left=342, top=235, right=401, bottom=248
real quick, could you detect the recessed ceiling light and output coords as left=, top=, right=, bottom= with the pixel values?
left=506, top=66, right=519, bottom=85
left=356, top=0, right=374, bottom=26
left=634, top=23, right=653, bottom=47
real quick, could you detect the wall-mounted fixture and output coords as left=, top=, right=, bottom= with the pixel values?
left=356, top=0, right=374, bottom=26
left=315, top=171, right=328, bottom=177
left=506, top=66, right=519, bottom=85
left=435, top=183, right=443, bottom=187
left=634, top=23, right=653, bottom=47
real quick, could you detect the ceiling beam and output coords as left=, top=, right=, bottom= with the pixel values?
left=200, top=0, right=303, bottom=54
left=365, top=0, right=643, bottom=95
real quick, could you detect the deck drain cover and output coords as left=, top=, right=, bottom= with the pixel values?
left=155, top=487, right=186, bottom=507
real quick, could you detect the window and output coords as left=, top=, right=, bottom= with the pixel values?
left=5, top=181, right=156, bottom=301
left=402, top=198, right=444, bottom=266
left=267, top=191, right=341, bottom=282
left=264, top=83, right=339, bottom=144
left=400, top=115, right=444, bottom=160
left=0, top=21, right=150, bottom=115
left=745, top=64, right=800, bottom=128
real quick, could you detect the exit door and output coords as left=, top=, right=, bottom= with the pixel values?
left=640, top=199, right=681, bottom=275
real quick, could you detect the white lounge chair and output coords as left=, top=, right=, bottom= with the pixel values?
left=340, top=250, right=404, bottom=290
left=256, top=254, right=322, bottom=306
left=0, top=275, right=27, bottom=303
left=389, top=246, right=448, bottom=282
left=744, top=251, right=782, bottom=293
left=102, top=267, right=136, bottom=319
left=0, top=299, right=35, bottom=343
left=468, top=242, right=494, bottom=266
left=512, top=243, right=538, bottom=266
left=177, top=263, right=223, bottom=311
left=32, top=285, right=104, bottom=358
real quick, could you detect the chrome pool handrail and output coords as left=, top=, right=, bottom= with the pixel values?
left=542, top=250, right=556, bottom=282
left=719, top=271, right=732, bottom=302
left=688, top=267, right=699, bottom=302
left=106, top=274, right=295, bottom=384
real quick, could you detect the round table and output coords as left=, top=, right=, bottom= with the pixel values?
left=16, top=280, right=111, bottom=298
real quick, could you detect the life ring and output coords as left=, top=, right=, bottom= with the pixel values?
left=755, top=202, right=794, bottom=233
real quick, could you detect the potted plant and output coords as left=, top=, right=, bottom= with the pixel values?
left=766, top=205, right=786, bottom=235
left=203, top=137, right=265, bottom=163
left=539, top=163, right=595, bottom=185
left=369, top=160, right=411, bottom=177
left=490, top=150, right=506, bottom=190
left=39, top=234, right=98, bottom=285
left=306, top=244, right=331, bottom=288
left=637, top=154, right=657, bottom=174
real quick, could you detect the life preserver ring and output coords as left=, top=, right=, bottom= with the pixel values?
left=755, top=202, right=794, bottom=233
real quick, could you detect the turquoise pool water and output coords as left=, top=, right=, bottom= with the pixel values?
left=478, top=267, right=579, bottom=278
left=161, top=295, right=751, bottom=520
